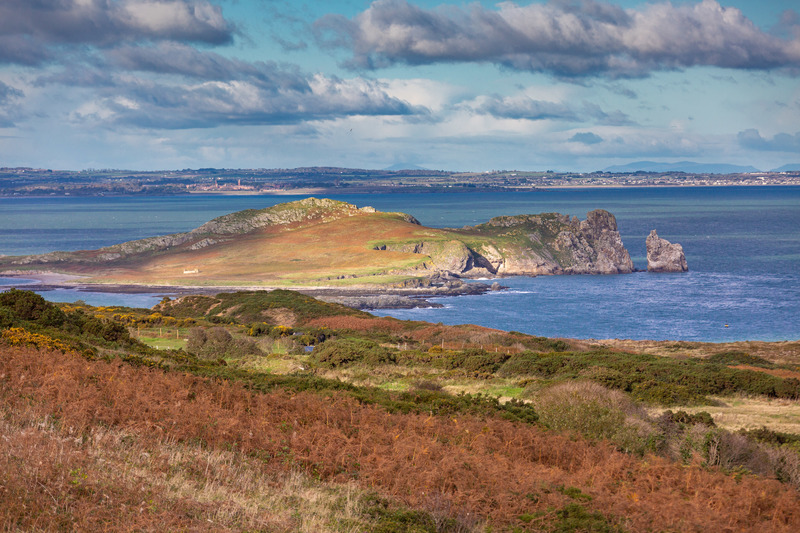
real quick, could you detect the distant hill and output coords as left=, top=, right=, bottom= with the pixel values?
left=603, top=161, right=760, bottom=174
left=383, top=163, right=429, bottom=171
left=771, top=164, right=800, bottom=172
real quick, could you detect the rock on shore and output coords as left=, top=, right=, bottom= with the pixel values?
left=646, top=230, right=688, bottom=272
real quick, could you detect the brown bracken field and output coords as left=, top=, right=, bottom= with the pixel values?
left=3, top=288, right=800, bottom=532
left=3, top=342, right=800, bottom=532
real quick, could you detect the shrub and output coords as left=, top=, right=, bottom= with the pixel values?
left=0, top=288, right=49, bottom=321
left=707, top=351, right=773, bottom=367
left=1, top=327, right=79, bottom=355
left=187, top=327, right=262, bottom=360
left=411, top=380, right=443, bottom=392
left=247, top=322, right=270, bottom=336
left=497, top=351, right=567, bottom=377
left=0, top=307, right=15, bottom=328
left=269, top=325, right=294, bottom=338
left=630, top=381, right=707, bottom=406
left=660, top=410, right=716, bottom=427
left=461, top=349, right=510, bottom=374
left=552, top=503, right=620, bottom=533
left=0, top=289, right=66, bottom=327
left=533, top=382, right=660, bottom=455
left=740, top=427, right=800, bottom=450
left=313, top=338, right=396, bottom=368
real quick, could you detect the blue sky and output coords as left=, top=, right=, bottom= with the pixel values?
left=0, top=0, right=798, bottom=172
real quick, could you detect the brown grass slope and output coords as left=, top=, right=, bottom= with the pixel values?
left=3, top=343, right=800, bottom=532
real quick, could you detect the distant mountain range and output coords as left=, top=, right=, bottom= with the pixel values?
left=603, top=161, right=761, bottom=174
left=771, top=164, right=800, bottom=172
left=602, top=161, right=800, bottom=174
left=383, top=163, right=429, bottom=171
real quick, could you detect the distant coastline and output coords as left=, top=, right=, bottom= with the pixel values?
left=2, top=166, right=798, bottom=197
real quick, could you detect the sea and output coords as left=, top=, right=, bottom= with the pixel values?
left=1, top=186, right=798, bottom=342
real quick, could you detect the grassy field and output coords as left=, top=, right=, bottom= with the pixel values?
left=649, top=396, right=800, bottom=434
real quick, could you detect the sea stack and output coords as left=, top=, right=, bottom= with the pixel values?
left=646, top=230, right=688, bottom=272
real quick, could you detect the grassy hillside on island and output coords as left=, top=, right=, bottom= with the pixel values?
left=1, top=197, right=634, bottom=288
left=3, top=288, right=800, bottom=531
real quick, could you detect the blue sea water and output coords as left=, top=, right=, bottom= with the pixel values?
left=1, top=187, right=798, bottom=341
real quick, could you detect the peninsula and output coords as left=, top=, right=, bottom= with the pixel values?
left=1, top=198, right=634, bottom=293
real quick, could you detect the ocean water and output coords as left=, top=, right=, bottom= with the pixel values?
left=1, top=187, right=798, bottom=341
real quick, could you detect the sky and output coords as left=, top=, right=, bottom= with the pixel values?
left=0, top=0, right=799, bottom=172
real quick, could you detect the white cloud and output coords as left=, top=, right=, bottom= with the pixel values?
left=315, top=0, right=800, bottom=78
left=378, top=78, right=460, bottom=112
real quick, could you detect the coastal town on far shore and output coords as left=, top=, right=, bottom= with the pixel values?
left=1, top=166, right=799, bottom=196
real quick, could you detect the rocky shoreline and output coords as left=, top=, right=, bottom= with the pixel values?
left=0, top=271, right=500, bottom=310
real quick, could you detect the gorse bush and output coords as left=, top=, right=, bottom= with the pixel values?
left=1, top=327, right=80, bottom=355
left=313, top=338, right=396, bottom=368
left=187, top=327, right=262, bottom=360
left=741, top=427, right=800, bottom=451
left=707, top=351, right=773, bottom=367
left=0, top=289, right=65, bottom=326
left=0, top=290, right=140, bottom=352
left=497, top=350, right=800, bottom=405
left=157, top=290, right=368, bottom=324
left=533, top=382, right=659, bottom=455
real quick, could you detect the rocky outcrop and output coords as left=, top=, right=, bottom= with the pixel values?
left=193, top=197, right=418, bottom=235
left=374, top=209, right=634, bottom=277
left=646, top=230, right=688, bottom=272
left=466, top=209, right=634, bottom=276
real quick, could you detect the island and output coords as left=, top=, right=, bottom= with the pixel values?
left=1, top=198, right=635, bottom=299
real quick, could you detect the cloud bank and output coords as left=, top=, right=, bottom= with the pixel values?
left=315, top=0, right=800, bottom=78
left=738, top=129, right=800, bottom=152
left=0, top=1, right=422, bottom=130
left=0, top=0, right=234, bottom=65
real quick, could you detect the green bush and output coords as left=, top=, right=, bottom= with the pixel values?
left=187, top=327, right=262, bottom=360
left=707, top=351, right=773, bottom=367
left=496, top=350, right=800, bottom=405
left=313, top=338, right=395, bottom=368
left=630, top=381, right=707, bottom=406
left=0, top=306, right=15, bottom=328
left=661, top=410, right=716, bottom=427
left=552, top=503, right=620, bottom=533
left=0, top=288, right=49, bottom=321
left=0, top=289, right=66, bottom=326
left=461, top=349, right=511, bottom=373
left=739, top=427, right=800, bottom=451
left=533, top=381, right=660, bottom=455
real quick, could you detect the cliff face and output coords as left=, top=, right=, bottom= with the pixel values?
left=646, top=230, right=688, bottom=273
left=454, top=209, right=633, bottom=276
left=379, top=209, right=634, bottom=277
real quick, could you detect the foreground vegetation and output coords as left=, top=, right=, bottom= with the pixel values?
left=2, top=288, right=800, bottom=531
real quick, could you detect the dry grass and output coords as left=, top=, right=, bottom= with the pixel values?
left=4, top=344, right=800, bottom=531
left=306, top=315, right=412, bottom=334
left=0, top=416, right=381, bottom=532
left=57, top=211, right=445, bottom=286
left=650, top=396, right=800, bottom=434
left=592, top=339, right=800, bottom=365
left=731, top=365, right=800, bottom=380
